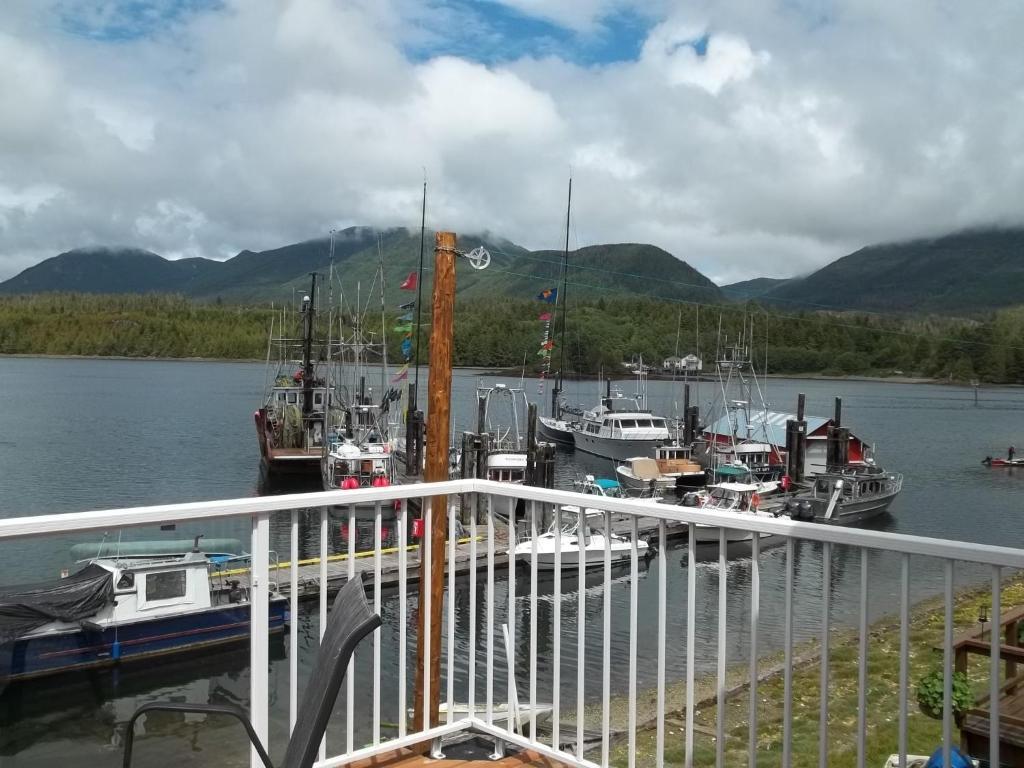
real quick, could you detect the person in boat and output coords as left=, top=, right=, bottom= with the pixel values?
left=1010, top=446, right=1016, bottom=461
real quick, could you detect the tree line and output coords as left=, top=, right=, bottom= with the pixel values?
left=1, top=292, right=1022, bottom=383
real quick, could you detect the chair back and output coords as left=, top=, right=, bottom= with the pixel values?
left=281, top=572, right=381, bottom=768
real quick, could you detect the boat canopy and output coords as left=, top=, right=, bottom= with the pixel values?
left=627, top=458, right=662, bottom=480
left=712, top=482, right=761, bottom=493
left=714, top=465, right=750, bottom=477
left=0, top=564, right=113, bottom=646
left=594, top=478, right=621, bottom=491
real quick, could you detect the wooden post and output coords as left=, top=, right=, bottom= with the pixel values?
left=413, top=231, right=456, bottom=734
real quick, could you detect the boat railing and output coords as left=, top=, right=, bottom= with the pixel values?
left=1, top=480, right=1021, bottom=768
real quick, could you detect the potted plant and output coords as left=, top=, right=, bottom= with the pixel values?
left=916, top=668, right=973, bottom=723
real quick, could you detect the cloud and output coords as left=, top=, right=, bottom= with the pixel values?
left=2, top=0, right=1024, bottom=287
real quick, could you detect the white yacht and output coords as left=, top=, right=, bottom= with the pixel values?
left=572, top=375, right=671, bottom=460
left=676, top=482, right=777, bottom=544
left=512, top=511, right=648, bottom=570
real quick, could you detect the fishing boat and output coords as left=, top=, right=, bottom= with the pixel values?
left=255, top=273, right=343, bottom=475
left=478, top=383, right=530, bottom=484
left=512, top=511, right=648, bottom=570
left=537, top=414, right=576, bottom=447
left=616, top=444, right=706, bottom=496
left=776, top=464, right=902, bottom=525
left=0, top=545, right=288, bottom=682
left=572, top=372, right=671, bottom=461
left=322, top=401, right=397, bottom=492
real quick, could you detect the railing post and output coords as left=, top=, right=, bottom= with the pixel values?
left=250, top=512, right=271, bottom=768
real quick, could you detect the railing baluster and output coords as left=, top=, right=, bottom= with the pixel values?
left=602, top=510, right=612, bottom=768
left=321, top=506, right=330, bottom=761
left=685, top=522, right=696, bottom=768
left=857, top=548, right=868, bottom=768
left=577, top=506, right=586, bottom=760
left=783, top=536, right=794, bottom=768
left=943, top=560, right=954, bottom=766
left=628, top=516, right=639, bottom=768
left=552, top=503, right=562, bottom=751
left=508, top=496, right=517, bottom=731
left=447, top=500, right=456, bottom=724
left=991, top=565, right=1001, bottom=768
left=469, top=491, right=478, bottom=719
left=398, top=499, right=408, bottom=738
left=250, top=512, right=271, bottom=768
left=346, top=504, right=355, bottom=753
left=289, top=509, right=298, bottom=734
left=373, top=501, right=382, bottom=745
left=657, top=520, right=667, bottom=768
left=422, top=501, right=432, bottom=733
left=749, top=531, right=760, bottom=768
left=898, top=552, right=909, bottom=767
left=487, top=494, right=495, bottom=726
left=716, top=527, right=727, bottom=768
left=529, top=500, right=539, bottom=743
left=819, top=541, right=831, bottom=768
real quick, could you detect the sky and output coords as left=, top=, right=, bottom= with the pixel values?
left=2, top=0, right=1024, bottom=285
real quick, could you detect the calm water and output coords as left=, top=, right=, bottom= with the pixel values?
left=0, top=357, right=1022, bottom=766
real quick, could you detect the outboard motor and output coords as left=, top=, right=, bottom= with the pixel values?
left=683, top=492, right=701, bottom=507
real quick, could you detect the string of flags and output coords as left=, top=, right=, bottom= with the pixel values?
left=535, top=288, right=558, bottom=394
left=391, top=271, right=419, bottom=384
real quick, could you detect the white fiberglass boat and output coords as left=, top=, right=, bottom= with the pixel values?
left=512, top=511, right=648, bottom=570
left=677, top=482, right=777, bottom=544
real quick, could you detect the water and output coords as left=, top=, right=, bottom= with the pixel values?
left=0, top=357, right=1022, bottom=766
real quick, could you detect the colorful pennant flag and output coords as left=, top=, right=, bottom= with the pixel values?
left=398, top=312, right=414, bottom=322
left=538, top=312, right=552, bottom=322
left=400, top=272, right=418, bottom=291
left=391, top=364, right=409, bottom=384
left=400, top=338, right=413, bottom=358
left=536, top=287, right=557, bottom=303
left=393, top=323, right=413, bottom=333
left=541, top=340, right=555, bottom=351
left=398, top=300, right=415, bottom=310
left=536, top=348, right=551, bottom=357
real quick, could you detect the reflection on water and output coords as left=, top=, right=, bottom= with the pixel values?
left=0, top=358, right=1023, bottom=764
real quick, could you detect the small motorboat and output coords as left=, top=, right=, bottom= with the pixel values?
left=983, top=455, right=1024, bottom=468
left=1, top=544, right=288, bottom=683
left=674, top=482, right=777, bottom=544
left=512, top=511, right=649, bottom=570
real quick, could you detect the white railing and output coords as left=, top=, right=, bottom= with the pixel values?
left=2, top=479, right=1023, bottom=768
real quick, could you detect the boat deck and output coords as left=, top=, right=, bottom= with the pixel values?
left=223, top=512, right=688, bottom=600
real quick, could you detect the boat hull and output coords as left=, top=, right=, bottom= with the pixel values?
left=813, top=493, right=898, bottom=525
left=573, top=433, right=665, bottom=461
left=537, top=417, right=575, bottom=447
left=5, top=599, right=289, bottom=682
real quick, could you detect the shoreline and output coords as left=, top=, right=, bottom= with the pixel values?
left=0, top=353, right=1017, bottom=389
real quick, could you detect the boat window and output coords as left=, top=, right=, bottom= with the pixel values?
left=145, top=570, right=186, bottom=601
left=314, top=393, right=323, bottom=406
left=635, top=419, right=652, bottom=428
left=619, top=419, right=637, bottom=429
left=287, top=393, right=297, bottom=404
left=652, top=419, right=666, bottom=429
left=277, top=392, right=286, bottom=402
left=603, top=419, right=611, bottom=427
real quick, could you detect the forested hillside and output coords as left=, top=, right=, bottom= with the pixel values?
left=2, top=293, right=1022, bottom=383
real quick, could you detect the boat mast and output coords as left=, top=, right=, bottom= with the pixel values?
left=412, top=177, right=427, bottom=409
left=552, top=176, right=572, bottom=419
left=302, top=272, right=317, bottom=416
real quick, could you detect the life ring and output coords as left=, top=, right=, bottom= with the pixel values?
left=751, top=493, right=761, bottom=510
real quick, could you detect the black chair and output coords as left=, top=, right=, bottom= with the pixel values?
left=122, top=573, right=381, bottom=768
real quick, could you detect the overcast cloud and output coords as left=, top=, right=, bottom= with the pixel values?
left=2, top=0, right=1023, bottom=284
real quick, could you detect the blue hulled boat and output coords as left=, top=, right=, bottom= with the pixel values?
left=0, top=550, right=288, bottom=683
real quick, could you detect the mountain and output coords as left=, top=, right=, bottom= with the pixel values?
left=0, top=230, right=724, bottom=306
left=721, top=277, right=790, bottom=300
left=0, top=247, right=220, bottom=295
left=763, top=228, right=1024, bottom=312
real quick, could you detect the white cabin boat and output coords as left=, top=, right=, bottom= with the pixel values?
left=512, top=511, right=648, bottom=570
left=676, top=482, right=777, bottom=544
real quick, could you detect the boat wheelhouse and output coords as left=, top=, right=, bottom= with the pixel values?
left=3, top=550, right=288, bottom=682
left=777, top=464, right=903, bottom=525
left=677, top=482, right=776, bottom=544
left=478, top=383, right=530, bottom=484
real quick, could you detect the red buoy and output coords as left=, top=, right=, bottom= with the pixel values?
left=341, top=477, right=359, bottom=490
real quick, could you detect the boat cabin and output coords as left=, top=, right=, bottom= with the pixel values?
left=700, top=482, right=763, bottom=513
left=486, top=452, right=527, bottom=484
left=810, top=466, right=902, bottom=502
left=580, top=412, right=671, bottom=441
left=573, top=476, right=626, bottom=498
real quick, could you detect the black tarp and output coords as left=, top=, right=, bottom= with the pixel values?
left=0, top=563, right=114, bottom=645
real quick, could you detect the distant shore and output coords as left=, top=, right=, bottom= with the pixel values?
left=0, top=353, right=997, bottom=387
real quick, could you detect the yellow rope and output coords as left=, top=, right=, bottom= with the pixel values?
left=213, top=536, right=479, bottom=578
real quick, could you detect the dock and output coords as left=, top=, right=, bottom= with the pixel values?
left=219, top=512, right=690, bottom=601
